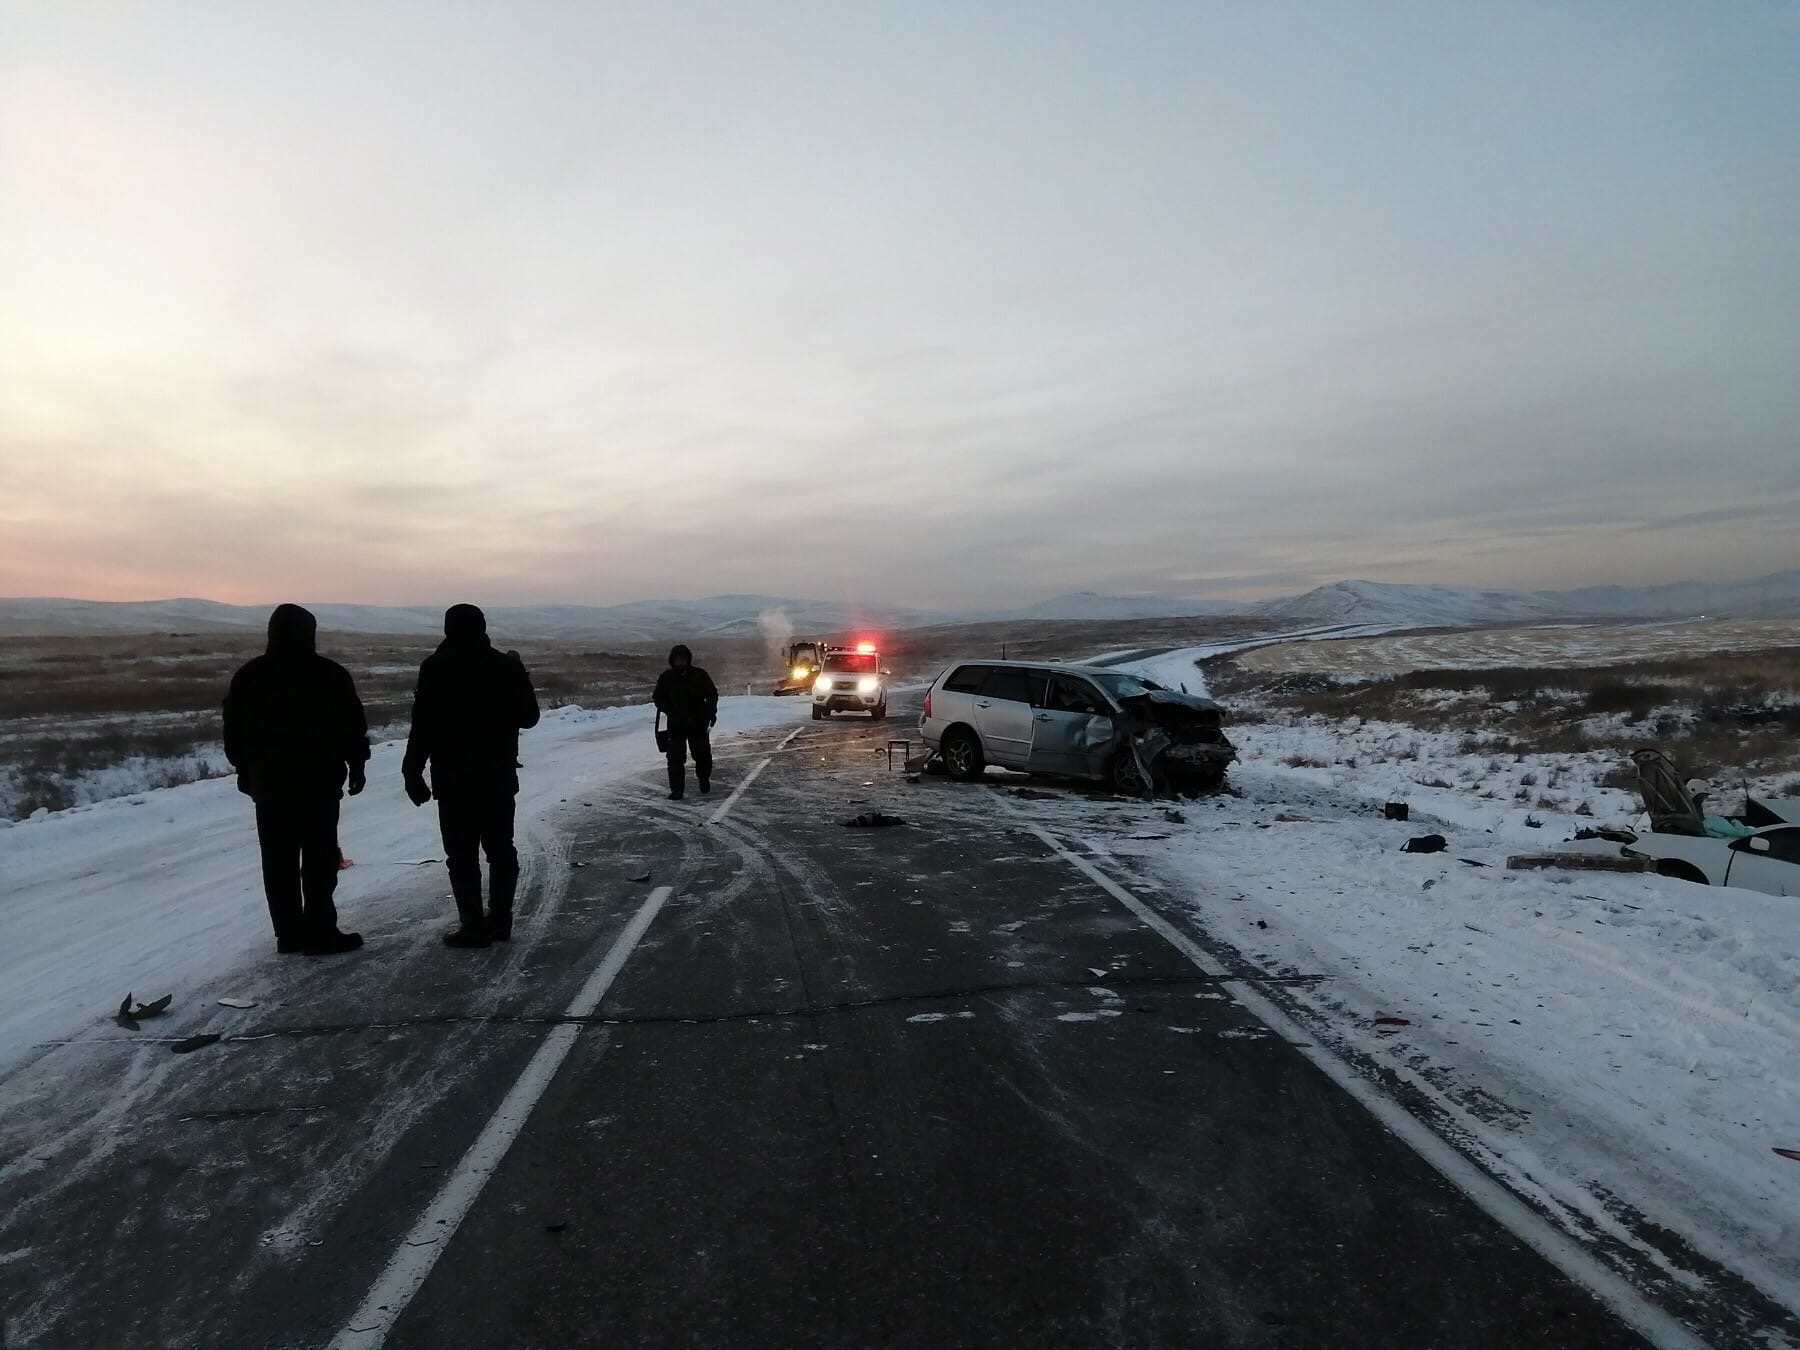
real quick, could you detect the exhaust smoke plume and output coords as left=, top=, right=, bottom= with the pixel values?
left=758, top=607, right=795, bottom=660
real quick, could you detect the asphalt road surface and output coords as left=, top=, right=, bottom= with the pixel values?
left=0, top=693, right=1669, bottom=1348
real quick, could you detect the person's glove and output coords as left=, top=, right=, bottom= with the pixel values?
left=405, top=775, right=432, bottom=807
left=347, top=764, right=367, bottom=796
left=709, top=713, right=717, bottom=727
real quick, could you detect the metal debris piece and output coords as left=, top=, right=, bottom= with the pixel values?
left=171, top=1033, right=222, bottom=1054
left=1401, top=834, right=1448, bottom=854
left=843, top=812, right=905, bottom=828
left=1507, top=853, right=1654, bottom=874
left=217, top=997, right=258, bottom=1010
left=116, top=993, right=172, bottom=1026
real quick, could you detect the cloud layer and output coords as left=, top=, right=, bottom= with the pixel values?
left=2, top=2, right=1795, bottom=606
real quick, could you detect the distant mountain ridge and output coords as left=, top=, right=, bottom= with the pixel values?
left=2, top=570, right=1794, bottom=638
left=1255, top=571, right=1800, bottom=627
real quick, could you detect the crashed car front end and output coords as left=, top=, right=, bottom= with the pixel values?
left=1095, top=689, right=1237, bottom=796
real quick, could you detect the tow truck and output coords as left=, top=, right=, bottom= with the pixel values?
left=812, top=640, right=889, bottom=721
left=773, top=639, right=826, bottom=696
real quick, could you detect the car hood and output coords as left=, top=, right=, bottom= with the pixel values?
left=1118, top=689, right=1225, bottom=720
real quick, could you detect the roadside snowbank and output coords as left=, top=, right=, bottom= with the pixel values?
left=0, top=696, right=809, bottom=1077
left=1070, top=636, right=1800, bottom=1311
left=1101, top=765, right=1799, bottom=1312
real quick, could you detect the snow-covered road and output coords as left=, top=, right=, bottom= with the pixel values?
left=0, top=696, right=812, bottom=1078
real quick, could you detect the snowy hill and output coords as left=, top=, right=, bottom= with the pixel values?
left=998, top=591, right=1247, bottom=622
left=0, top=595, right=925, bottom=641
left=1258, top=571, right=1800, bottom=628
left=0, top=591, right=1241, bottom=638
left=4, top=571, right=1794, bottom=637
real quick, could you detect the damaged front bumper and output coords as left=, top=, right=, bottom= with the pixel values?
left=1110, top=690, right=1237, bottom=796
left=1130, top=731, right=1237, bottom=794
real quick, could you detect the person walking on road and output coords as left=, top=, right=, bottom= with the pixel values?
left=402, top=604, right=541, bottom=949
left=653, top=643, right=718, bottom=800
left=223, top=604, right=371, bottom=955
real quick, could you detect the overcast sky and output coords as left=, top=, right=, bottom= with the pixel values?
left=1, top=1, right=1795, bottom=610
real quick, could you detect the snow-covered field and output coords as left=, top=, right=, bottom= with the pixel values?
left=1238, top=617, right=1800, bottom=677
left=0, top=695, right=812, bottom=1079
left=1097, top=642, right=1800, bottom=1317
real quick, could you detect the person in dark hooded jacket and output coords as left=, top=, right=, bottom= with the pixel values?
left=652, top=643, right=718, bottom=799
left=402, top=604, right=541, bottom=948
left=222, top=604, right=370, bottom=954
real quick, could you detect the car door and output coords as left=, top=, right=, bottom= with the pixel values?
left=974, top=667, right=1043, bottom=767
left=1723, top=828, right=1800, bottom=896
left=1028, top=674, right=1116, bottom=777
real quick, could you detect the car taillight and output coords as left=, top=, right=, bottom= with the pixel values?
left=922, top=691, right=932, bottom=718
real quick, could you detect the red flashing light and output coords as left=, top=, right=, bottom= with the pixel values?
left=855, top=640, right=878, bottom=654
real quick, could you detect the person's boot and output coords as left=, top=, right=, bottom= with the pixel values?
left=485, top=909, right=513, bottom=941
left=697, top=771, right=711, bottom=794
left=444, top=898, right=491, bottom=947
left=443, top=922, right=492, bottom=949
left=304, top=928, right=364, bottom=955
left=445, top=874, right=490, bottom=948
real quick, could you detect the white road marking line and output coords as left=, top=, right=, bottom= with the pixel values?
left=707, top=725, right=804, bottom=826
left=331, top=885, right=673, bottom=1350
left=1008, top=813, right=1702, bottom=1350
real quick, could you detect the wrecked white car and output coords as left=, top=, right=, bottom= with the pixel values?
left=919, top=661, right=1236, bottom=795
left=1620, top=825, right=1800, bottom=896
left=1619, top=747, right=1800, bottom=895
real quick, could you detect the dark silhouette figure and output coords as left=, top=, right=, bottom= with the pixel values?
left=402, top=604, right=541, bottom=948
left=653, top=643, right=718, bottom=800
left=222, top=604, right=370, bottom=955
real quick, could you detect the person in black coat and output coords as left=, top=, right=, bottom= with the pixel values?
left=402, top=604, right=541, bottom=948
left=653, top=643, right=718, bottom=800
left=222, top=604, right=370, bottom=955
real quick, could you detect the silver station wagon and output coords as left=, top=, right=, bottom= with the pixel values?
left=918, top=660, right=1236, bottom=795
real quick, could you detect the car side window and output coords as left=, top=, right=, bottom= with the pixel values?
left=981, top=667, right=1046, bottom=705
left=943, top=664, right=992, bottom=693
left=1044, top=675, right=1108, bottom=715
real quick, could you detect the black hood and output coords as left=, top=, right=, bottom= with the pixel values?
left=266, top=604, right=318, bottom=657
left=444, top=604, right=488, bottom=641
left=668, top=644, right=692, bottom=667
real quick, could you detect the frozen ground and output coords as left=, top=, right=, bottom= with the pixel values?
left=5, top=627, right=1794, bottom=1332
left=1238, top=617, right=1800, bottom=677
left=1094, top=642, right=1800, bottom=1318
left=0, top=695, right=812, bottom=1078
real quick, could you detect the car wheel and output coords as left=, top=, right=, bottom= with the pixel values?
left=1656, top=860, right=1709, bottom=885
left=811, top=705, right=825, bottom=720
left=942, top=728, right=984, bottom=781
left=870, top=703, right=886, bottom=722
left=1112, top=750, right=1153, bottom=797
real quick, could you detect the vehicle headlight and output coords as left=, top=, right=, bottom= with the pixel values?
left=857, top=675, right=879, bottom=694
left=814, top=675, right=832, bottom=693
left=791, top=665, right=810, bottom=680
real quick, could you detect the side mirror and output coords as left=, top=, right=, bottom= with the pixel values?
left=1745, top=835, right=1772, bottom=853
left=880, top=668, right=891, bottom=676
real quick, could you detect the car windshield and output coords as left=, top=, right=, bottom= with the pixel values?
left=1087, top=671, right=1163, bottom=699
left=825, top=652, right=877, bottom=673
